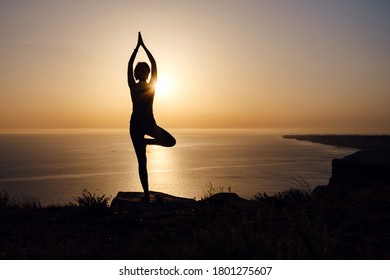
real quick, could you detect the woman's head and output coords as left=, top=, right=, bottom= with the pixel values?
left=134, top=62, right=150, bottom=81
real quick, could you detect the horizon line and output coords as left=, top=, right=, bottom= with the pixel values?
left=0, top=127, right=389, bottom=135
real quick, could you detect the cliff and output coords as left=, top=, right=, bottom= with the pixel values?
left=283, top=134, right=390, bottom=191
left=329, top=149, right=390, bottom=187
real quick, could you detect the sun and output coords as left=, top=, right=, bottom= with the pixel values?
left=155, top=74, right=171, bottom=97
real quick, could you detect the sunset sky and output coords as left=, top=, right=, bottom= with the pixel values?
left=1, top=0, right=389, bottom=133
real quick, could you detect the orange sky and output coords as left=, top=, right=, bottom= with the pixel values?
left=1, top=0, right=389, bottom=133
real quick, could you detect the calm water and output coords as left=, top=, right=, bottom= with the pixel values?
left=0, top=129, right=357, bottom=205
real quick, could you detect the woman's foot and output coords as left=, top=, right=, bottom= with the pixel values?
left=140, top=193, right=150, bottom=203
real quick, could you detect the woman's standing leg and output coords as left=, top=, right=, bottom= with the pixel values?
left=130, top=126, right=150, bottom=202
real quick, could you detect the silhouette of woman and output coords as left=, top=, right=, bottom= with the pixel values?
left=128, top=32, right=176, bottom=202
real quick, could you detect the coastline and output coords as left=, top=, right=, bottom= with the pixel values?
left=282, top=134, right=390, bottom=150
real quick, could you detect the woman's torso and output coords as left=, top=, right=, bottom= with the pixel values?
left=130, top=82, right=155, bottom=126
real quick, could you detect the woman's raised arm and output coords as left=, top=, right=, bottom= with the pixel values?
left=139, top=32, right=157, bottom=84
left=127, top=35, right=141, bottom=88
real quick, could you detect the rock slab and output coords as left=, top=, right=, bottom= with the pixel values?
left=110, top=191, right=196, bottom=210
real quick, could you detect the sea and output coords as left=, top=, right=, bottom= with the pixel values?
left=0, top=129, right=357, bottom=205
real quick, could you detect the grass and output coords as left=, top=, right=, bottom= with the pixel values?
left=254, top=177, right=312, bottom=204
left=0, top=190, right=42, bottom=209
left=13, top=195, right=42, bottom=209
left=0, top=188, right=111, bottom=210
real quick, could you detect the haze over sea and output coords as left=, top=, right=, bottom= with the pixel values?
left=0, top=129, right=357, bottom=205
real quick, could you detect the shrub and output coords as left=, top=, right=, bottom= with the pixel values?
left=0, top=189, right=10, bottom=208
left=74, top=188, right=111, bottom=210
left=200, top=182, right=225, bottom=200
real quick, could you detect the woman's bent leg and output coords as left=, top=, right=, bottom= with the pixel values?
left=145, top=125, right=176, bottom=147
